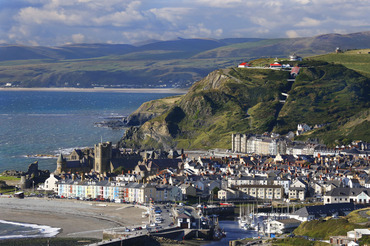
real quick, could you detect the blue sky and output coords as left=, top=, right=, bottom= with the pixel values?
left=0, top=0, right=369, bottom=46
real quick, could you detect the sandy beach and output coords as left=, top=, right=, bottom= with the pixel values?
left=0, top=197, right=146, bottom=239
left=0, top=87, right=188, bottom=94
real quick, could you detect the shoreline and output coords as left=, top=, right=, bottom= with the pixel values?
left=0, top=197, right=146, bottom=239
left=0, top=87, right=188, bottom=94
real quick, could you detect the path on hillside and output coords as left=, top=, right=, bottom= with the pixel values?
left=357, top=209, right=370, bottom=225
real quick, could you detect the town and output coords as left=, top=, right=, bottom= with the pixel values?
left=1, top=50, right=369, bottom=245
left=2, top=129, right=369, bottom=245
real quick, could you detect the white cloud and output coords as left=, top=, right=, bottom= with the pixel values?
left=92, top=1, right=144, bottom=27
left=286, top=30, right=300, bottom=38
left=148, top=7, right=191, bottom=23
left=195, top=0, right=243, bottom=8
left=1, top=0, right=369, bottom=45
left=72, top=33, right=85, bottom=43
left=293, top=0, right=311, bottom=4
left=16, top=7, right=83, bottom=25
left=250, top=17, right=270, bottom=28
left=295, top=17, right=322, bottom=27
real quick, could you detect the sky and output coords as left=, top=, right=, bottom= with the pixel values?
left=0, top=0, right=369, bottom=46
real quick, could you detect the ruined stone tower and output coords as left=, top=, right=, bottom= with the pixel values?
left=94, top=142, right=112, bottom=174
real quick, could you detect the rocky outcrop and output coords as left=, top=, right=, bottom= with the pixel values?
left=118, top=70, right=234, bottom=150
left=126, top=96, right=182, bottom=126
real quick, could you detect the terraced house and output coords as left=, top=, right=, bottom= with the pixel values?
left=323, top=188, right=370, bottom=205
left=235, top=184, right=284, bottom=200
left=57, top=177, right=182, bottom=203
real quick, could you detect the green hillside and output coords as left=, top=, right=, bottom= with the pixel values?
left=119, top=54, right=370, bottom=149
left=289, top=50, right=370, bottom=144
left=1, top=31, right=370, bottom=88
left=309, top=49, right=370, bottom=77
left=293, top=208, right=370, bottom=240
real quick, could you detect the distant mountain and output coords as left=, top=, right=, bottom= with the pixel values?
left=0, top=43, right=136, bottom=61
left=0, top=31, right=369, bottom=88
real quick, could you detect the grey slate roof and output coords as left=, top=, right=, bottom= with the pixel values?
left=292, top=203, right=364, bottom=218
left=325, top=188, right=370, bottom=197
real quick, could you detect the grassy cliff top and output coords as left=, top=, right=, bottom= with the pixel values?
left=119, top=52, right=370, bottom=149
left=293, top=208, right=370, bottom=240
left=309, top=49, right=370, bottom=77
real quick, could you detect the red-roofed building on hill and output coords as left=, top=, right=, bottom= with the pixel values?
left=290, top=66, right=300, bottom=77
left=238, top=62, right=250, bottom=68
left=270, top=62, right=282, bottom=69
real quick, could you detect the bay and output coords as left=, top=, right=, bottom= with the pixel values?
left=0, top=219, right=60, bottom=239
left=0, top=90, right=181, bottom=172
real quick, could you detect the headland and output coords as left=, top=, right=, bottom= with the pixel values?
left=0, top=87, right=188, bottom=94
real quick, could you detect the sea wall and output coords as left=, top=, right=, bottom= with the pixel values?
left=92, top=235, right=160, bottom=246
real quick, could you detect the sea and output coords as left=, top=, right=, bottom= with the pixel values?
left=0, top=90, right=258, bottom=242
left=0, top=220, right=60, bottom=240
left=0, top=90, right=182, bottom=173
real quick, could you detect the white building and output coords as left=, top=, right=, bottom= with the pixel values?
left=218, top=188, right=240, bottom=200
left=39, top=173, right=60, bottom=192
left=324, top=188, right=370, bottom=204
left=266, top=219, right=301, bottom=234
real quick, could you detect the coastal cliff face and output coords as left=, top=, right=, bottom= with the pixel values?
left=119, top=59, right=370, bottom=150
left=126, top=96, right=182, bottom=126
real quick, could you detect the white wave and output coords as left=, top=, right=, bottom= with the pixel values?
left=22, top=155, right=56, bottom=159
left=0, top=220, right=60, bottom=239
left=27, top=114, right=71, bottom=117
left=53, top=146, right=91, bottom=155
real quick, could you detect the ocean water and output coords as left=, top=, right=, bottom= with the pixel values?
left=0, top=91, right=180, bottom=172
left=0, top=220, right=60, bottom=239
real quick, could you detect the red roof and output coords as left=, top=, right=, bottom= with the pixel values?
left=291, top=66, right=300, bottom=74
left=270, top=63, right=282, bottom=66
left=239, top=62, right=249, bottom=66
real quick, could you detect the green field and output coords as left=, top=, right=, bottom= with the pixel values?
left=309, top=49, right=370, bottom=77
left=271, top=237, right=329, bottom=246
left=293, top=208, right=370, bottom=240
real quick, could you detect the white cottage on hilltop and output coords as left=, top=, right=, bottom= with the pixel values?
left=238, top=62, right=250, bottom=68
left=270, top=62, right=282, bottom=69
left=289, top=53, right=303, bottom=61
